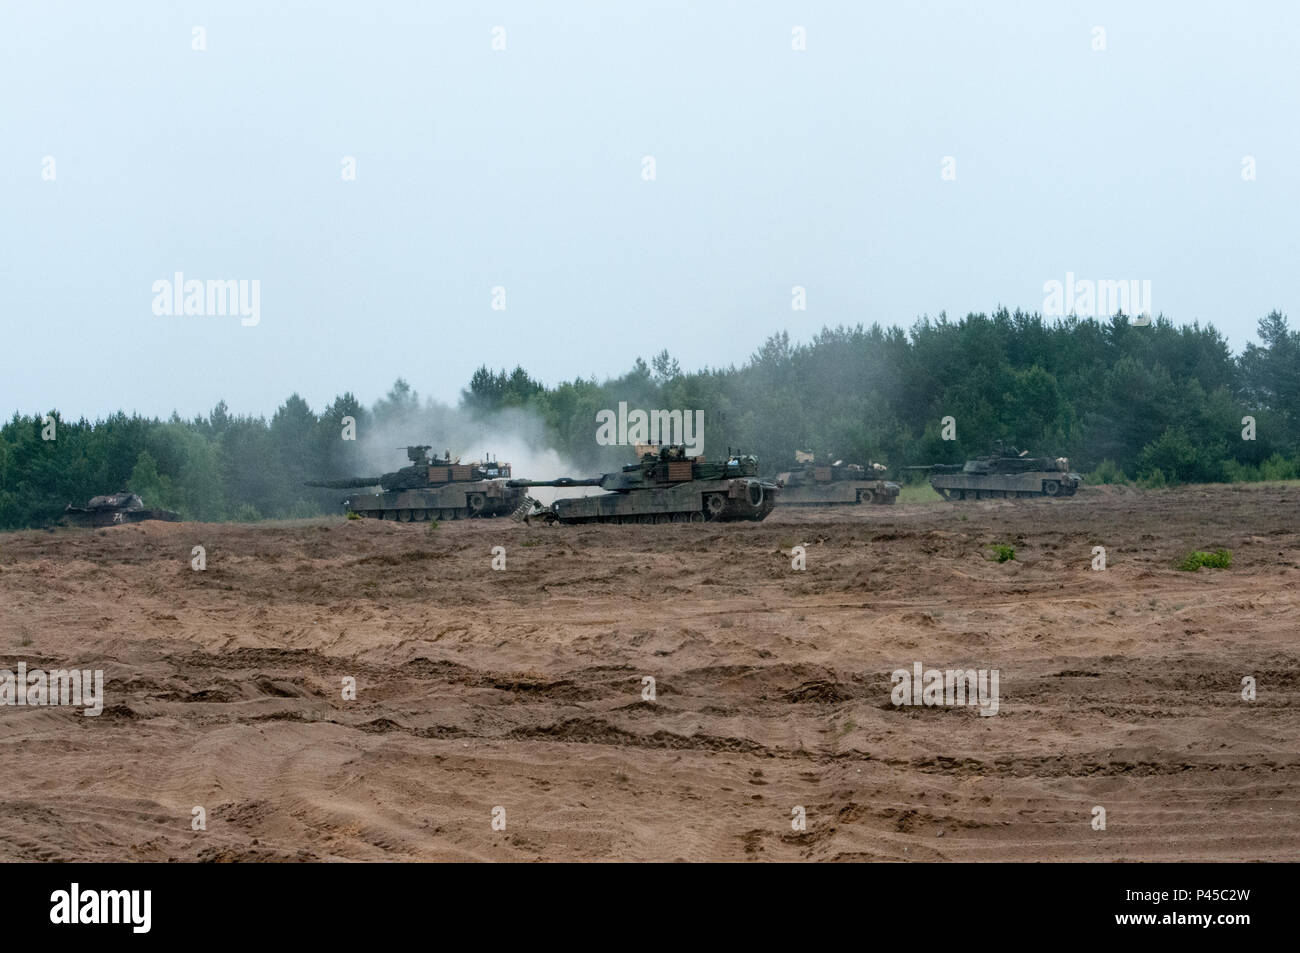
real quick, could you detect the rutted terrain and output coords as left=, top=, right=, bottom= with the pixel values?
left=1, top=482, right=1297, bottom=861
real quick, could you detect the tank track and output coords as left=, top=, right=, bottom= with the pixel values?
left=936, top=485, right=1078, bottom=501
left=349, top=505, right=509, bottom=521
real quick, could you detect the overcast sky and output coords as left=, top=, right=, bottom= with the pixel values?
left=3, top=1, right=1297, bottom=421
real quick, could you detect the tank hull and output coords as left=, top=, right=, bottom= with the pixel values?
left=777, top=480, right=899, bottom=505
left=538, top=478, right=778, bottom=524
left=929, top=471, right=1081, bottom=500
left=341, top=480, right=525, bottom=520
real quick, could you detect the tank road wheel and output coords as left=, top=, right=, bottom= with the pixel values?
left=703, top=494, right=727, bottom=521
left=689, top=512, right=705, bottom=523
left=1042, top=480, right=1061, bottom=497
left=859, top=488, right=876, bottom=505
left=653, top=514, right=670, bottom=524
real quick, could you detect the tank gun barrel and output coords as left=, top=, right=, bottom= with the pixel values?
left=304, top=477, right=383, bottom=489
left=506, top=477, right=602, bottom=488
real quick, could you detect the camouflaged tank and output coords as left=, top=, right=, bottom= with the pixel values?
left=62, top=492, right=180, bottom=527
left=305, top=445, right=525, bottom=520
left=774, top=451, right=900, bottom=505
left=508, top=444, right=779, bottom=524
left=908, top=442, right=1082, bottom=501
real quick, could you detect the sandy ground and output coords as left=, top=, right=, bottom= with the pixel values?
left=1, top=483, right=1297, bottom=862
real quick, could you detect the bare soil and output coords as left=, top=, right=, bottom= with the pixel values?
left=1, top=482, right=1297, bottom=861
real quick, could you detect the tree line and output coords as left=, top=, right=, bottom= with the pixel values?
left=3, top=310, right=1298, bottom=529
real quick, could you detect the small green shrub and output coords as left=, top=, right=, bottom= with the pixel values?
left=1137, top=468, right=1167, bottom=489
left=1177, top=549, right=1231, bottom=571
left=1221, top=460, right=1260, bottom=483
left=345, top=510, right=362, bottom=520
left=1259, top=454, right=1299, bottom=482
left=991, top=543, right=1016, bottom=563
left=1086, top=459, right=1129, bottom=485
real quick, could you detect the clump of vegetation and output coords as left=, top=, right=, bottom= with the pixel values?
left=345, top=511, right=361, bottom=520
left=1137, top=467, right=1168, bottom=489
left=1086, top=459, right=1129, bottom=485
left=425, top=519, right=439, bottom=534
left=990, top=543, right=1016, bottom=563
left=1177, top=549, right=1231, bottom=571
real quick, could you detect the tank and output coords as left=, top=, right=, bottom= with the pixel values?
left=61, top=492, right=181, bottom=527
left=305, top=445, right=526, bottom=520
left=508, top=444, right=779, bottom=524
left=773, top=451, right=900, bottom=505
left=908, top=442, right=1082, bottom=501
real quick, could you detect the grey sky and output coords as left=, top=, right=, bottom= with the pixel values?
left=3, top=0, right=1296, bottom=421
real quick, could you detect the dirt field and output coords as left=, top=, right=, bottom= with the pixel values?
left=1, top=483, right=1297, bottom=862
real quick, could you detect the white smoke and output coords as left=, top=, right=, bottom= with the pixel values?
left=357, top=400, right=600, bottom=503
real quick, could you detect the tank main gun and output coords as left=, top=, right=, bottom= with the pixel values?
left=305, top=476, right=386, bottom=489
left=506, top=477, right=603, bottom=488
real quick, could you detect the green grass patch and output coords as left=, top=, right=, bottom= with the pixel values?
left=896, top=483, right=944, bottom=504
left=1177, top=549, right=1231, bottom=571
left=990, top=543, right=1016, bottom=563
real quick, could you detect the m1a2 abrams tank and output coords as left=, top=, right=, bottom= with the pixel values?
left=305, top=445, right=525, bottom=520
left=507, top=444, right=779, bottom=524
left=61, top=492, right=181, bottom=527
left=774, top=451, right=900, bottom=505
left=908, top=442, right=1082, bottom=501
